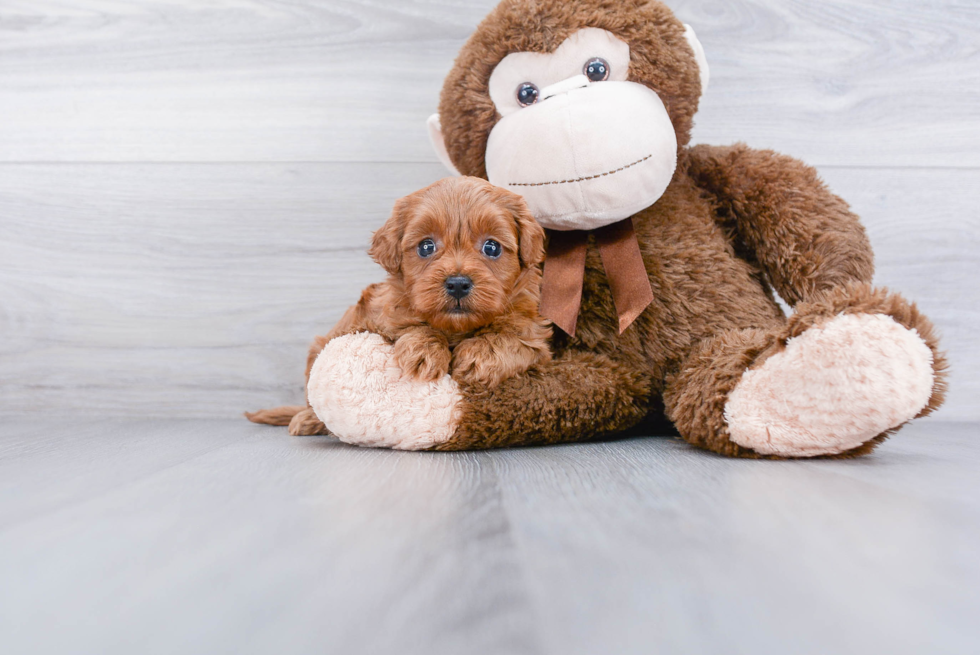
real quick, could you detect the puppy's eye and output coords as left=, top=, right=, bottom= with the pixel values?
left=516, top=82, right=539, bottom=107
left=584, top=57, right=610, bottom=82
left=482, top=239, right=502, bottom=259
left=417, top=238, right=436, bottom=258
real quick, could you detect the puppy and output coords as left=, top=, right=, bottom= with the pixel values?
left=247, top=176, right=552, bottom=435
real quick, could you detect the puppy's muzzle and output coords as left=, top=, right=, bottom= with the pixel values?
left=445, top=275, right=473, bottom=300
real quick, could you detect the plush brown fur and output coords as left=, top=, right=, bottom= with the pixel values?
left=424, top=0, right=947, bottom=456
left=246, top=176, right=552, bottom=435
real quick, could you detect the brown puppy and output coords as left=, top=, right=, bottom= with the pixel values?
left=247, top=176, right=551, bottom=434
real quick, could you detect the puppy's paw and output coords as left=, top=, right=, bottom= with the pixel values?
left=288, top=407, right=331, bottom=436
left=451, top=334, right=531, bottom=388
left=393, top=330, right=452, bottom=382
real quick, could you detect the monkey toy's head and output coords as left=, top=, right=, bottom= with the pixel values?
left=428, top=0, right=709, bottom=231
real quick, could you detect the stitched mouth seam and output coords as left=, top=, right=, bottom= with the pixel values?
left=509, top=154, right=653, bottom=187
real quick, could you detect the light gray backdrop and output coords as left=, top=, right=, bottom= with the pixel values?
left=0, top=0, right=977, bottom=420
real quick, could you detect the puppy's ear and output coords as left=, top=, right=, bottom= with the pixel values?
left=510, top=194, right=545, bottom=268
left=369, top=196, right=412, bottom=275
left=487, top=184, right=544, bottom=267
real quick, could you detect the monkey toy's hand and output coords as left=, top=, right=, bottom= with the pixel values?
left=306, top=332, right=463, bottom=450
left=392, top=327, right=452, bottom=382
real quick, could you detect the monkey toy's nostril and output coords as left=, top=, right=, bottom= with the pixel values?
left=539, top=74, right=590, bottom=101
left=445, top=275, right=473, bottom=300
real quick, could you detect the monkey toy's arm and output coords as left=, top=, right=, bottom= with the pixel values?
left=685, top=143, right=875, bottom=305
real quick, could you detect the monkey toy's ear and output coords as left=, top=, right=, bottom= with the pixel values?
left=427, top=114, right=461, bottom=176
left=369, top=197, right=412, bottom=275
left=683, top=24, right=710, bottom=96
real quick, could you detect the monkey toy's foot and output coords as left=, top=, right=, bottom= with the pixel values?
left=724, top=313, right=936, bottom=457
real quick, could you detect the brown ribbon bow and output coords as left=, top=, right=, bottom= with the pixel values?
left=539, top=218, right=654, bottom=337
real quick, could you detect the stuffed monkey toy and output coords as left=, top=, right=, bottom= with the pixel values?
left=295, top=0, right=946, bottom=457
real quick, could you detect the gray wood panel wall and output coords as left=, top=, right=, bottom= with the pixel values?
left=1, top=0, right=977, bottom=420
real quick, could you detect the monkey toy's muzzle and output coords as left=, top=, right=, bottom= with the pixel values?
left=485, top=79, right=678, bottom=232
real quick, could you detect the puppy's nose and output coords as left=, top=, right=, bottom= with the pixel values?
left=445, top=275, right=473, bottom=300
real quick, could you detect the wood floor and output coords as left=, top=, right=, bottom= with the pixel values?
left=1, top=419, right=977, bottom=654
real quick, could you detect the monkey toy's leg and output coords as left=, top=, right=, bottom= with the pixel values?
left=435, top=350, right=652, bottom=450
left=663, top=283, right=947, bottom=458
left=677, top=144, right=947, bottom=456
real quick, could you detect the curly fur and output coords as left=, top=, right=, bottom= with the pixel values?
left=247, top=176, right=552, bottom=435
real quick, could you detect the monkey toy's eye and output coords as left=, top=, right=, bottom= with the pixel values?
left=516, top=82, right=539, bottom=107
left=417, top=238, right=437, bottom=258
left=482, top=239, right=502, bottom=259
left=584, top=57, right=610, bottom=82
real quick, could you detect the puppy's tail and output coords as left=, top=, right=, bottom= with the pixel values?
left=244, top=406, right=307, bottom=426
